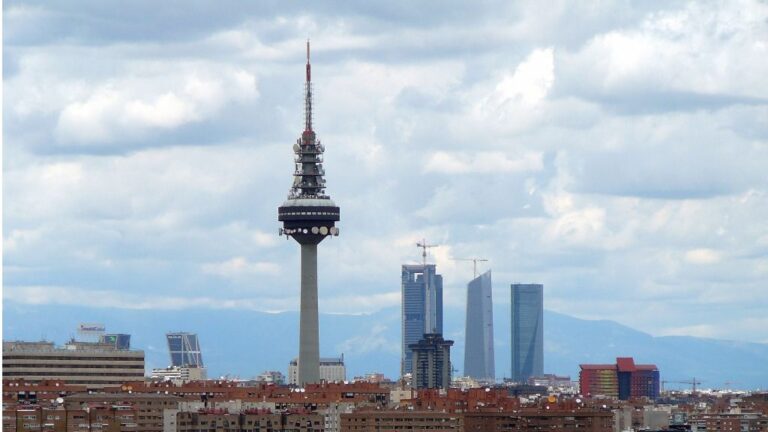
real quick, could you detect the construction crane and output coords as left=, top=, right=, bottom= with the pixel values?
left=661, top=378, right=702, bottom=394
left=416, top=239, right=439, bottom=333
left=416, top=239, right=438, bottom=268
left=453, top=257, right=489, bottom=279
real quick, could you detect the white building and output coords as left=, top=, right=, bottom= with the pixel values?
left=288, top=356, right=345, bottom=386
left=256, top=370, right=285, bottom=385
left=151, top=365, right=207, bottom=384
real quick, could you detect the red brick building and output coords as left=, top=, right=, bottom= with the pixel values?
left=579, top=357, right=659, bottom=400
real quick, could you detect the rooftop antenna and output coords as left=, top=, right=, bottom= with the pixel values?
left=453, top=257, right=489, bottom=279
left=305, top=39, right=313, bottom=133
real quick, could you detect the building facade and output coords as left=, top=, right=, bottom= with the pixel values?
left=409, top=333, right=453, bottom=389
left=2, top=341, right=145, bottom=389
left=464, top=270, right=495, bottom=381
left=510, top=283, right=543, bottom=383
left=579, top=357, right=660, bottom=400
left=401, top=264, right=443, bottom=376
left=166, top=333, right=203, bottom=368
left=288, top=357, right=346, bottom=386
left=63, top=393, right=180, bottom=432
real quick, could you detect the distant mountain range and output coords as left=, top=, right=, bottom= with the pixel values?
left=4, top=301, right=767, bottom=390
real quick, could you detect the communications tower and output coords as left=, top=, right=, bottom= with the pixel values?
left=278, top=41, right=340, bottom=386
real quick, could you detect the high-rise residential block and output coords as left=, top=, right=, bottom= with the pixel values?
left=401, top=264, right=443, bottom=376
left=464, top=270, right=495, bottom=381
left=409, top=333, right=454, bottom=389
left=166, top=332, right=203, bottom=367
left=510, top=283, right=543, bottom=382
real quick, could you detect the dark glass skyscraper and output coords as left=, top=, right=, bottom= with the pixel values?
left=510, top=283, right=543, bottom=382
left=166, top=332, right=203, bottom=367
left=464, top=270, right=495, bottom=381
left=401, top=264, right=443, bottom=376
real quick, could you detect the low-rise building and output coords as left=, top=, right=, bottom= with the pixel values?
left=3, top=341, right=144, bottom=390
left=288, top=357, right=345, bottom=386
left=63, top=393, right=180, bottom=432
left=151, top=366, right=207, bottom=384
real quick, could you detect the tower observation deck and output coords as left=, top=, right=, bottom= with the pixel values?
left=278, top=41, right=340, bottom=386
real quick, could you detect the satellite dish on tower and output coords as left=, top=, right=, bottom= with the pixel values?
left=293, top=143, right=300, bottom=152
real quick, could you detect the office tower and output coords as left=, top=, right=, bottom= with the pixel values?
left=464, top=270, right=495, bottom=381
left=288, top=355, right=346, bottom=385
left=100, top=333, right=131, bottom=350
left=409, top=333, right=454, bottom=389
left=166, top=332, right=203, bottom=367
left=580, top=357, right=660, bottom=400
left=510, top=283, right=543, bottom=382
left=277, top=42, right=340, bottom=386
left=2, top=340, right=144, bottom=389
left=401, top=264, right=443, bottom=376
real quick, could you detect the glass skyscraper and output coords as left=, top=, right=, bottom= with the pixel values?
left=401, top=264, right=443, bottom=376
left=166, top=332, right=203, bottom=367
left=464, top=270, right=495, bottom=381
left=510, top=283, right=543, bottom=382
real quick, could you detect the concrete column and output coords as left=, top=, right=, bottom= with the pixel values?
left=299, top=243, right=320, bottom=385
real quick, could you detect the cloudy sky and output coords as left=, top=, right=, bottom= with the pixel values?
left=4, top=1, right=768, bottom=344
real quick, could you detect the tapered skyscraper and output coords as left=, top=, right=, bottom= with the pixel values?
left=510, top=283, right=543, bottom=382
left=278, top=42, right=340, bottom=386
left=464, top=270, right=494, bottom=381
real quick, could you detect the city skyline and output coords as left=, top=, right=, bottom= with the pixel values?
left=3, top=0, right=768, bottom=355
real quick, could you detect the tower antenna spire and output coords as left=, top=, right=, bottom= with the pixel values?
left=278, top=42, right=340, bottom=387
left=305, top=40, right=313, bottom=132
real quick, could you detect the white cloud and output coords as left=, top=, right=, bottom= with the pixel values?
left=54, top=65, right=257, bottom=144
left=424, top=151, right=542, bottom=174
left=476, top=47, right=554, bottom=121
left=202, top=257, right=281, bottom=277
left=3, top=285, right=293, bottom=312
left=558, top=1, right=768, bottom=100
left=336, top=324, right=400, bottom=355
left=685, top=248, right=722, bottom=265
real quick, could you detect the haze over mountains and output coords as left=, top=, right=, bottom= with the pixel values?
left=4, top=301, right=767, bottom=390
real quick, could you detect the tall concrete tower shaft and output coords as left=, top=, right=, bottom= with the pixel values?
left=278, top=41, right=340, bottom=386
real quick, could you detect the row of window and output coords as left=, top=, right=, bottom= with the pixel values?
left=4, top=364, right=144, bottom=369
left=280, top=211, right=338, bottom=216
left=5, top=372, right=144, bottom=377
left=3, top=356, right=143, bottom=361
